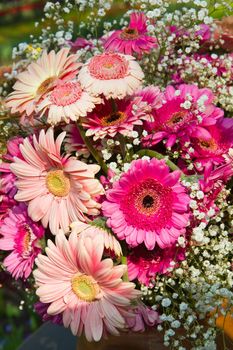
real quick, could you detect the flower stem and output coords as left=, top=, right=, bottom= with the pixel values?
left=136, top=149, right=183, bottom=174
left=121, top=255, right=129, bottom=282
left=76, top=123, right=108, bottom=174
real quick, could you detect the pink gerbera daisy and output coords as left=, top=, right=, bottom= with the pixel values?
left=82, top=97, right=149, bottom=141
left=183, top=118, right=233, bottom=169
left=104, top=12, right=157, bottom=57
left=6, top=48, right=81, bottom=119
left=70, top=221, right=122, bottom=258
left=78, top=52, right=144, bottom=99
left=34, top=232, right=141, bottom=341
left=127, top=245, right=185, bottom=286
left=10, top=128, right=104, bottom=234
left=143, top=84, right=223, bottom=148
left=63, top=123, right=89, bottom=156
left=102, top=158, right=190, bottom=250
left=0, top=203, right=44, bottom=279
left=37, top=80, right=100, bottom=125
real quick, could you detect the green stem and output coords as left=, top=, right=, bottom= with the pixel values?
left=76, top=123, right=108, bottom=175
left=121, top=255, right=129, bottom=282
left=136, top=149, right=182, bottom=173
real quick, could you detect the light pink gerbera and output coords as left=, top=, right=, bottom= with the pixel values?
left=78, top=53, right=144, bottom=99
left=6, top=48, right=81, bottom=119
left=82, top=97, right=149, bottom=141
left=37, top=80, right=100, bottom=125
left=0, top=203, right=44, bottom=279
left=102, top=158, right=190, bottom=250
left=70, top=221, right=122, bottom=258
left=104, top=12, right=157, bottom=57
left=33, top=232, right=141, bottom=341
left=10, top=128, right=104, bottom=234
left=143, top=84, right=223, bottom=148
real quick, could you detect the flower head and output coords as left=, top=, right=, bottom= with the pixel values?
left=78, top=53, right=144, bottom=99
left=37, top=80, right=99, bottom=125
left=143, top=84, right=223, bottom=148
left=0, top=203, right=44, bottom=279
left=183, top=118, right=233, bottom=169
left=10, top=128, right=104, bottom=234
left=0, top=137, right=24, bottom=217
left=83, top=97, right=148, bottom=141
left=127, top=245, right=185, bottom=286
left=102, top=158, right=190, bottom=250
left=34, top=231, right=140, bottom=341
left=70, top=221, right=122, bottom=257
left=104, top=12, right=157, bottom=57
left=6, top=48, right=81, bottom=120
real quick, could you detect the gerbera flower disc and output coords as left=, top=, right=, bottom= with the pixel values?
left=0, top=203, right=44, bottom=279
left=78, top=53, right=144, bottom=99
left=37, top=80, right=100, bottom=125
left=34, top=231, right=140, bottom=341
left=104, top=12, right=158, bottom=56
left=10, top=128, right=104, bottom=234
left=6, top=48, right=81, bottom=119
left=102, top=158, right=190, bottom=250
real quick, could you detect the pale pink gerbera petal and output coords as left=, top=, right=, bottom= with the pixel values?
left=37, top=80, right=100, bottom=125
left=10, top=128, right=104, bottom=234
left=104, top=12, right=158, bottom=57
left=0, top=203, right=44, bottom=280
left=6, top=48, right=81, bottom=120
left=70, top=221, right=122, bottom=257
left=34, top=232, right=140, bottom=341
left=78, top=53, right=144, bottom=99
left=102, top=158, right=190, bottom=250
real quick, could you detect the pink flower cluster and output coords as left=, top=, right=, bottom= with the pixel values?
left=1, top=9, right=233, bottom=344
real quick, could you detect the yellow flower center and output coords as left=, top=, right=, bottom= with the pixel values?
left=71, top=275, right=100, bottom=302
left=36, top=76, right=57, bottom=96
left=46, top=170, right=70, bottom=197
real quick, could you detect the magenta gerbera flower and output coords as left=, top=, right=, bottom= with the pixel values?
left=0, top=137, right=24, bottom=217
left=83, top=97, right=149, bottom=141
left=127, top=245, right=185, bottom=286
left=10, top=128, right=104, bottom=234
left=102, top=158, right=190, bottom=250
left=184, top=118, right=233, bottom=169
left=0, top=203, right=44, bottom=279
left=143, top=84, right=223, bottom=148
left=104, top=12, right=158, bottom=57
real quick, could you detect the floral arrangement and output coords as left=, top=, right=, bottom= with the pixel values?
left=1, top=1, right=233, bottom=349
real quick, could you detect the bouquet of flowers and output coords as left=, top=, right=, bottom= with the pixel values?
left=1, top=1, right=233, bottom=349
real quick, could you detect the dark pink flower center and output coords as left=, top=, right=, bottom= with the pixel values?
left=120, top=178, right=173, bottom=230
left=120, top=27, right=139, bottom=40
left=155, top=99, right=193, bottom=133
left=50, top=82, right=82, bottom=106
left=89, top=54, right=129, bottom=80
